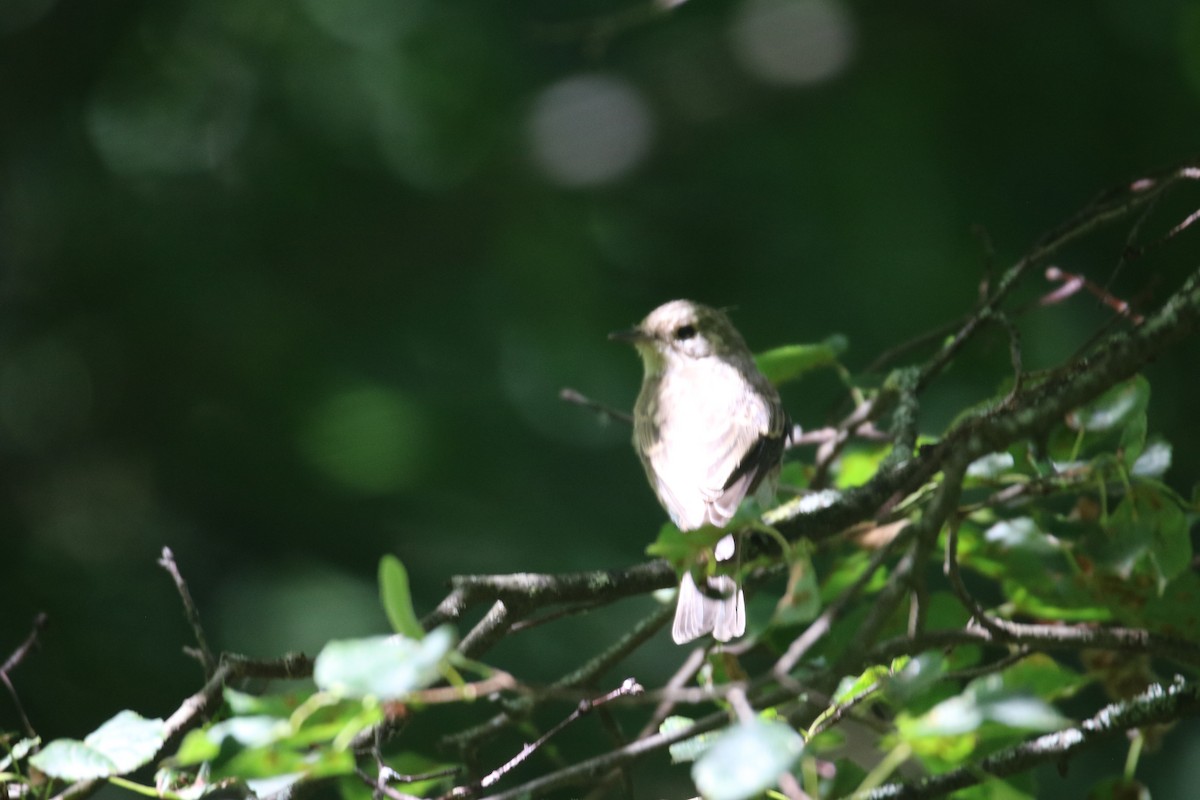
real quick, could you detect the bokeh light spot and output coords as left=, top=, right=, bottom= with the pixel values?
left=86, top=34, right=255, bottom=176
left=299, top=0, right=424, bottom=50
left=528, top=73, right=654, bottom=187
left=23, top=454, right=163, bottom=564
left=0, top=0, right=57, bottom=36
left=0, top=337, right=92, bottom=452
left=299, top=384, right=428, bottom=495
left=213, top=562, right=385, bottom=657
left=1179, top=4, right=1200, bottom=98
left=730, top=0, right=855, bottom=86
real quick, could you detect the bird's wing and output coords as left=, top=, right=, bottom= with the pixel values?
left=643, top=363, right=784, bottom=529
left=705, top=387, right=787, bottom=526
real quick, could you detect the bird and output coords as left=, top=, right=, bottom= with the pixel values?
left=611, top=299, right=788, bottom=643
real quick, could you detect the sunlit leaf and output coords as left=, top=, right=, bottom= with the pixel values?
left=966, top=517, right=1108, bottom=621
left=30, top=711, right=166, bottom=780
left=692, top=720, right=804, bottom=800
left=217, top=741, right=354, bottom=781
left=1048, top=376, right=1150, bottom=462
left=29, top=741, right=118, bottom=782
left=661, top=716, right=717, bottom=763
left=645, top=521, right=725, bottom=564
left=1130, top=439, right=1171, bottom=478
left=900, top=673, right=1067, bottom=743
left=884, top=651, right=945, bottom=706
left=224, top=688, right=307, bottom=718
left=754, top=335, right=847, bottom=386
left=314, top=627, right=455, bottom=699
left=0, top=737, right=39, bottom=772
left=379, top=555, right=425, bottom=639
left=835, top=446, right=891, bottom=489
left=207, top=716, right=290, bottom=749
left=997, top=654, right=1086, bottom=700
left=832, top=664, right=891, bottom=706
left=1065, top=376, right=1149, bottom=434
left=966, top=451, right=1016, bottom=481
left=171, top=730, right=220, bottom=766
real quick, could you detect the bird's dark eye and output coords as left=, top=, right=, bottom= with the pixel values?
left=674, top=324, right=697, bottom=340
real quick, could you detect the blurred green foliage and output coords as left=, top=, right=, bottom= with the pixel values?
left=3, top=0, right=1200, bottom=796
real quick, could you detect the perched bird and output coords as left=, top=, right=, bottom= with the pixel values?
left=611, top=300, right=788, bottom=643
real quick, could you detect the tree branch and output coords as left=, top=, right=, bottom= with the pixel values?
left=854, top=676, right=1200, bottom=799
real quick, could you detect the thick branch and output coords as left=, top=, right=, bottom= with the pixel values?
left=855, top=676, right=1200, bottom=799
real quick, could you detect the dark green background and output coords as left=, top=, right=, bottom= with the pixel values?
left=4, top=0, right=1199, bottom=795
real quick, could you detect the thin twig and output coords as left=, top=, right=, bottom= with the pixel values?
left=853, top=676, right=1200, bottom=800
left=558, top=387, right=633, bottom=425
left=51, top=651, right=314, bottom=800
left=443, top=604, right=672, bottom=755
left=773, top=523, right=915, bottom=680
left=0, top=612, right=48, bottom=738
left=158, top=547, right=216, bottom=676
left=446, top=679, right=643, bottom=799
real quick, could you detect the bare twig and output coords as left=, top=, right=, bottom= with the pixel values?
left=870, top=624, right=1200, bottom=670
left=853, top=676, right=1200, bottom=799
left=459, top=601, right=524, bottom=659
left=443, top=604, right=672, bottom=756
left=446, top=679, right=644, bottom=799
left=472, top=702, right=732, bottom=800
left=158, top=547, right=216, bottom=676
left=1, top=612, right=48, bottom=738
left=51, top=651, right=315, bottom=800
left=1040, top=266, right=1145, bottom=324
left=558, top=387, right=633, bottom=425
left=773, top=523, right=915, bottom=680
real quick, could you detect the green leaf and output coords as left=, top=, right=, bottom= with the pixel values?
left=1066, top=376, right=1150, bottom=434
left=30, top=711, right=166, bottom=780
left=218, top=740, right=354, bottom=781
left=30, top=741, right=118, bottom=782
left=772, top=548, right=820, bottom=627
left=223, top=687, right=308, bottom=718
left=832, top=664, right=891, bottom=706
left=0, top=737, right=39, bottom=772
left=379, top=555, right=425, bottom=639
left=207, top=716, right=290, bottom=749
left=900, top=674, right=1068, bottom=741
left=692, top=720, right=804, bottom=800
left=1087, top=775, right=1149, bottom=800
left=661, top=716, right=718, bottom=764
left=965, top=451, right=1016, bottom=481
left=645, top=521, right=725, bottom=565
left=998, top=654, right=1086, bottom=701
left=1092, top=480, right=1191, bottom=592
left=1130, top=439, right=1171, bottom=478
left=834, top=445, right=893, bottom=489
left=1125, top=570, right=1200, bottom=639
left=1119, top=412, right=1148, bottom=469
left=965, top=517, right=1108, bottom=622
left=1049, top=376, right=1150, bottom=462
left=884, top=651, right=946, bottom=706
left=171, top=730, right=220, bottom=766
left=754, top=335, right=847, bottom=386
left=314, top=626, right=455, bottom=699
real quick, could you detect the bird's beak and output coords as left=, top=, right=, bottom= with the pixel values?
left=608, top=327, right=649, bottom=344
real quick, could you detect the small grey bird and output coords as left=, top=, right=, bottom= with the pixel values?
left=611, top=299, right=788, bottom=643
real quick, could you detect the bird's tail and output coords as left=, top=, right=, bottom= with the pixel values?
left=671, top=534, right=745, bottom=644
